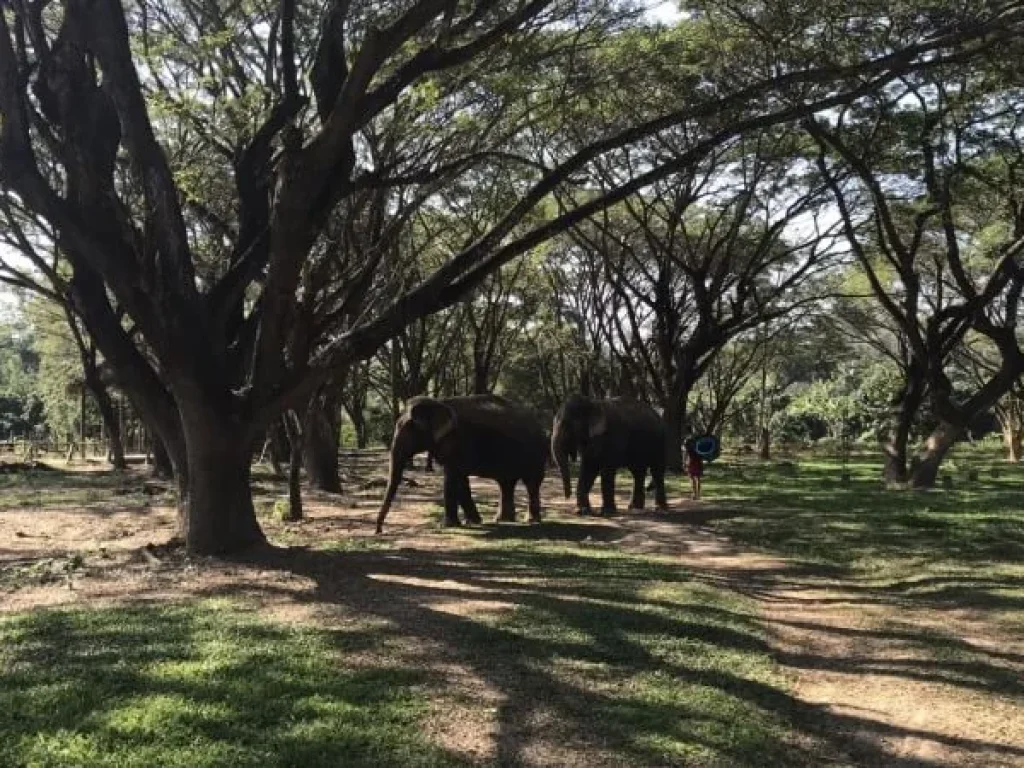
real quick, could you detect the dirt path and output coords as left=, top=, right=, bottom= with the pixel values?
left=1, top=470, right=1021, bottom=766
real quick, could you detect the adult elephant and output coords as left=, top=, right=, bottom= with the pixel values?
left=375, top=394, right=547, bottom=533
left=551, top=395, right=668, bottom=515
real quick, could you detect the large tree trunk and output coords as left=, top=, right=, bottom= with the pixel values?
left=150, top=433, right=173, bottom=479
left=303, top=390, right=341, bottom=493
left=87, top=374, right=126, bottom=470
left=883, top=366, right=926, bottom=484
left=758, top=427, right=771, bottom=460
left=178, top=410, right=265, bottom=555
left=908, top=422, right=962, bottom=489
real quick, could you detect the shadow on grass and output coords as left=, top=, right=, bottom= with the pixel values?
left=473, top=521, right=624, bottom=543
left=0, top=604, right=470, bottom=768
left=219, top=542, right=1024, bottom=767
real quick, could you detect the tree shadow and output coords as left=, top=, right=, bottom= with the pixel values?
left=218, top=543, right=1024, bottom=767
left=474, top=521, right=624, bottom=543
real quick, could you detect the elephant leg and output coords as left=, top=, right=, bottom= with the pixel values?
left=526, top=479, right=542, bottom=523
left=442, top=471, right=463, bottom=527
left=599, top=468, right=617, bottom=516
left=459, top=475, right=483, bottom=524
left=629, top=468, right=646, bottom=510
left=496, top=479, right=517, bottom=523
left=651, top=465, right=668, bottom=510
left=576, top=459, right=598, bottom=515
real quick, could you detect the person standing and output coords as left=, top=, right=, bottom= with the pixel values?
left=686, top=441, right=704, bottom=500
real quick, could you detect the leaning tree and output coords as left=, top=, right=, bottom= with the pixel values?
left=0, top=0, right=1019, bottom=552
left=807, top=61, right=1024, bottom=486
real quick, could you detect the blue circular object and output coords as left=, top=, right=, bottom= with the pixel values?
left=693, top=435, right=720, bottom=461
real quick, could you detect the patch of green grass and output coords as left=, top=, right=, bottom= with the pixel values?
left=0, top=602, right=464, bottom=768
left=694, top=455, right=1024, bottom=586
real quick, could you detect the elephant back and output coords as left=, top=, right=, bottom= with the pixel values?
left=606, top=397, right=665, bottom=435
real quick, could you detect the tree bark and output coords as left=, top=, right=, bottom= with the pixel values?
left=1003, top=421, right=1022, bottom=462
left=472, top=361, right=490, bottom=395
left=883, top=367, right=926, bottom=484
left=87, top=374, right=126, bottom=470
left=150, top=433, right=173, bottom=479
left=758, top=427, right=771, bottom=460
left=908, top=422, right=962, bottom=489
left=267, top=421, right=289, bottom=477
left=303, top=390, right=341, bottom=493
left=282, top=412, right=304, bottom=521
left=345, top=405, right=369, bottom=448
left=178, top=410, right=265, bottom=555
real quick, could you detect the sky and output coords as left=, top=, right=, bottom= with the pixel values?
left=643, top=1, right=683, bottom=24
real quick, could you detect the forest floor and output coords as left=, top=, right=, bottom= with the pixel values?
left=0, top=452, right=1021, bottom=766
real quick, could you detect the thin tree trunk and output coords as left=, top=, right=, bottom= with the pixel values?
left=282, top=412, right=304, bottom=521
left=757, top=362, right=771, bottom=459
left=1003, top=420, right=1022, bottom=462
left=86, top=373, right=126, bottom=470
left=758, top=427, right=772, bottom=460
left=267, top=421, right=289, bottom=477
left=345, top=405, right=369, bottom=449
left=79, top=384, right=87, bottom=457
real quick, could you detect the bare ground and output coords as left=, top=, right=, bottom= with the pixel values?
left=1, top=460, right=1022, bottom=767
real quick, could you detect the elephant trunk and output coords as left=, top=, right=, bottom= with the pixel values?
left=551, top=420, right=573, bottom=499
left=375, top=428, right=414, bottom=534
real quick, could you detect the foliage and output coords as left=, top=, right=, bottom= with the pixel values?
left=0, top=310, right=42, bottom=437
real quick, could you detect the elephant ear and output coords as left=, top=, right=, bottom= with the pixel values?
left=410, top=399, right=457, bottom=444
left=587, top=403, right=607, bottom=437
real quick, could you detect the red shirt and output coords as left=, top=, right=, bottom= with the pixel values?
left=687, top=453, right=704, bottom=477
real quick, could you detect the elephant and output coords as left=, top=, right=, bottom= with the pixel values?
left=375, top=394, right=548, bottom=533
left=551, top=394, right=668, bottom=515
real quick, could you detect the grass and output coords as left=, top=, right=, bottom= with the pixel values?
left=0, top=541, right=801, bottom=767
left=3, top=451, right=1023, bottom=765
left=684, top=451, right=1024, bottom=644
left=0, top=602, right=462, bottom=768
left=449, top=543, right=798, bottom=766
left=691, top=452, right=1024, bottom=577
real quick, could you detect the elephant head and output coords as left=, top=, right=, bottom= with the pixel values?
left=375, top=398, right=457, bottom=533
left=551, top=395, right=607, bottom=499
